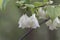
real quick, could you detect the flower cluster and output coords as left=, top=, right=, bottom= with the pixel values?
left=17, top=0, right=60, bottom=30
left=18, top=14, right=40, bottom=29
left=46, top=17, right=60, bottom=30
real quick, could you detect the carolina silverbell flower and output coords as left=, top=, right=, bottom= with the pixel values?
left=49, top=0, right=53, bottom=4
left=18, top=14, right=29, bottom=28
left=38, top=7, right=47, bottom=19
left=18, top=14, right=40, bottom=29
left=46, top=17, right=60, bottom=30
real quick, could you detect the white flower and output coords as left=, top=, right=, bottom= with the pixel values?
left=18, top=14, right=40, bottom=29
left=46, top=17, right=60, bottom=30
left=18, top=14, right=29, bottom=28
left=46, top=19, right=56, bottom=30
left=38, top=7, right=47, bottom=19
left=49, top=0, right=53, bottom=4
left=30, top=14, right=40, bottom=28
left=53, top=17, right=60, bottom=27
left=16, top=1, right=19, bottom=3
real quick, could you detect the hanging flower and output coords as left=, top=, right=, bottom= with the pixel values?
left=46, top=17, right=60, bottom=30
left=53, top=17, right=60, bottom=27
left=18, top=14, right=29, bottom=28
left=38, top=7, right=47, bottom=19
left=49, top=0, right=53, bottom=4
left=18, top=14, right=40, bottom=29
left=29, top=14, right=40, bottom=28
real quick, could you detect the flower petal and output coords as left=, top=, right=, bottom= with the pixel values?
left=46, top=19, right=52, bottom=26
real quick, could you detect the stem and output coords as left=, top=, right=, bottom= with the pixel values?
left=19, top=18, right=50, bottom=40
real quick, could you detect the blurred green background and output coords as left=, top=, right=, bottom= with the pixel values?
left=0, top=0, right=60, bottom=40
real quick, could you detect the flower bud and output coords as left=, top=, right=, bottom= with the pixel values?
left=38, top=7, right=47, bottom=19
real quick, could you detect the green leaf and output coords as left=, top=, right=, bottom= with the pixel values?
left=25, top=4, right=35, bottom=13
left=46, top=6, right=60, bottom=21
left=55, top=6, right=60, bottom=17
left=0, top=0, right=3, bottom=9
left=33, top=2, right=43, bottom=7
left=2, top=0, right=9, bottom=10
left=26, top=0, right=30, bottom=3
left=0, top=0, right=9, bottom=10
left=46, top=6, right=57, bottom=21
left=43, top=0, right=48, bottom=2
left=20, top=0, right=26, bottom=2
left=25, top=4, right=35, bottom=8
left=21, top=0, right=30, bottom=4
left=30, top=8, right=35, bottom=13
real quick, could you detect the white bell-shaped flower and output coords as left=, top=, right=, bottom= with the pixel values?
left=53, top=17, right=60, bottom=27
left=18, top=14, right=29, bottom=28
left=18, top=14, right=40, bottom=29
left=29, top=14, right=40, bottom=28
left=46, top=17, right=60, bottom=30
left=38, top=7, right=47, bottom=19
left=45, top=19, right=56, bottom=30
left=49, top=0, right=53, bottom=4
